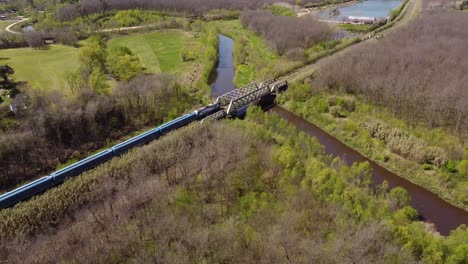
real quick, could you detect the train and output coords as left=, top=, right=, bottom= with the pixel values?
left=0, top=80, right=288, bottom=210
left=0, top=103, right=221, bottom=209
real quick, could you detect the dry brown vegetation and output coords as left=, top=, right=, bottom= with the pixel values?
left=57, top=0, right=323, bottom=20
left=240, top=10, right=331, bottom=55
left=0, top=112, right=419, bottom=263
left=316, top=10, right=468, bottom=139
left=1, top=109, right=467, bottom=263
left=0, top=74, right=194, bottom=193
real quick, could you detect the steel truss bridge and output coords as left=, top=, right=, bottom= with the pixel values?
left=204, top=79, right=288, bottom=122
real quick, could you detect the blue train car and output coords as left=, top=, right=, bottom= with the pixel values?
left=111, top=128, right=161, bottom=156
left=159, top=113, right=197, bottom=134
left=51, top=149, right=115, bottom=183
left=0, top=176, right=55, bottom=209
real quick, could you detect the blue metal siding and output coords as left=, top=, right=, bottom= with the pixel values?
left=51, top=149, right=114, bottom=183
left=111, top=128, right=161, bottom=155
left=0, top=176, right=55, bottom=209
left=159, top=113, right=197, bottom=134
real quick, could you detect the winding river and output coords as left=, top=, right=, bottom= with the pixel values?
left=209, top=33, right=468, bottom=236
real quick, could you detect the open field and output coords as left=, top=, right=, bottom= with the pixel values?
left=0, top=44, right=80, bottom=91
left=0, top=20, right=17, bottom=33
left=108, top=30, right=194, bottom=74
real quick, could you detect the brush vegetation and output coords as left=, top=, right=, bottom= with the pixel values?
left=1, top=109, right=467, bottom=263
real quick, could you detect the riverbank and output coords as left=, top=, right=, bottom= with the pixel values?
left=271, top=105, right=468, bottom=235
left=297, top=0, right=362, bottom=17
left=278, top=89, right=468, bottom=212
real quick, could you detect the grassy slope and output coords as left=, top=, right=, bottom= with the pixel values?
left=107, top=30, right=192, bottom=74
left=0, top=44, right=80, bottom=91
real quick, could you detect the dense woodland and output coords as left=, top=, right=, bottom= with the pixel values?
left=240, top=10, right=331, bottom=56
left=316, top=10, right=468, bottom=140
left=1, top=109, right=467, bottom=263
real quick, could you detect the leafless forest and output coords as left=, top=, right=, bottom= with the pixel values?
left=240, top=10, right=331, bottom=55
left=0, top=116, right=416, bottom=263
left=316, top=10, right=468, bottom=138
left=57, top=0, right=322, bottom=20
left=0, top=75, right=192, bottom=192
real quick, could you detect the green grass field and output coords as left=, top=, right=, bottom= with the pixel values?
left=338, top=23, right=372, bottom=32
left=0, top=44, right=80, bottom=91
left=108, top=30, right=190, bottom=73
left=0, top=20, right=16, bottom=33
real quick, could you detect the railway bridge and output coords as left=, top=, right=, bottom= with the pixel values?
left=0, top=78, right=288, bottom=209
left=204, top=79, right=288, bottom=121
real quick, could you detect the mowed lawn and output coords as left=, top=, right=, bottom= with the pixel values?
left=0, top=45, right=80, bottom=91
left=108, top=30, right=189, bottom=73
left=0, top=20, right=16, bottom=33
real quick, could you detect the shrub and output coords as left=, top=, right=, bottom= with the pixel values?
left=55, top=29, right=78, bottom=45
left=363, top=120, right=448, bottom=167
left=424, top=146, right=447, bottom=167
left=338, top=96, right=356, bottom=112
left=456, top=160, right=468, bottom=178
left=106, top=46, right=143, bottom=81
left=285, top=48, right=305, bottom=61
left=24, top=31, right=46, bottom=48
left=330, top=106, right=341, bottom=118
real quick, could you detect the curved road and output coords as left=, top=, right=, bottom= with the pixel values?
left=5, top=17, right=30, bottom=35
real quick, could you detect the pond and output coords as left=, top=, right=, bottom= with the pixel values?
left=210, top=34, right=236, bottom=98
left=22, top=25, right=34, bottom=32
left=318, top=0, right=403, bottom=21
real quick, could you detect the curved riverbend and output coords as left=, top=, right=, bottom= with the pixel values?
left=272, top=106, right=468, bottom=235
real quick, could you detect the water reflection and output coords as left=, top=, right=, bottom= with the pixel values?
left=318, top=0, right=403, bottom=21
left=211, top=34, right=236, bottom=98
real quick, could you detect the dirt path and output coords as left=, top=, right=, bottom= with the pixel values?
left=99, top=24, right=156, bottom=33
left=281, top=0, right=421, bottom=83
left=5, top=17, right=30, bottom=35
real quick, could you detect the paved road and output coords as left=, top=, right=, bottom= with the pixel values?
left=5, top=17, right=30, bottom=35
left=281, top=0, right=421, bottom=83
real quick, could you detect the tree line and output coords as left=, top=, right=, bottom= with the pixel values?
left=316, top=10, right=468, bottom=139
left=240, top=10, right=331, bottom=56
left=51, top=0, right=326, bottom=21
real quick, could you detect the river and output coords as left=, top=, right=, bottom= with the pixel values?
left=210, top=34, right=236, bottom=98
left=318, top=0, right=403, bottom=21
left=210, top=32, right=468, bottom=236
left=271, top=107, right=468, bottom=235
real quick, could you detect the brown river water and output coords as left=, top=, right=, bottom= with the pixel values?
left=271, top=106, right=468, bottom=236
left=210, top=34, right=468, bottom=236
